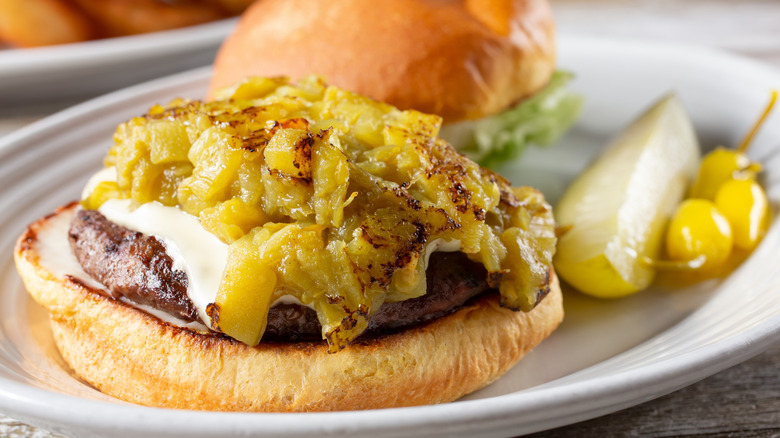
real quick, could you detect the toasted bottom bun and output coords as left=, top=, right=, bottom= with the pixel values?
left=14, top=205, right=563, bottom=412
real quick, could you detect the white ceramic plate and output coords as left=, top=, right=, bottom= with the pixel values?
left=0, top=18, right=236, bottom=110
left=0, top=36, right=779, bottom=438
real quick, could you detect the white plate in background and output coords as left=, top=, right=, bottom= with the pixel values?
left=0, top=19, right=236, bottom=111
left=0, top=36, right=778, bottom=437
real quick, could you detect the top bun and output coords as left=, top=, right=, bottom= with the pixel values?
left=209, top=0, right=556, bottom=122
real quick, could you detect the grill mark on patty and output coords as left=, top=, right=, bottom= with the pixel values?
left=69, top=209, right=493, bottom=341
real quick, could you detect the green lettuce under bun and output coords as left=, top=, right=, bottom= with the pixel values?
left=441, top=71, right=583, bottom=168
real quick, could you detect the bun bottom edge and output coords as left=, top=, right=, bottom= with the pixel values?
left=14, top=205, right=564, bottom=412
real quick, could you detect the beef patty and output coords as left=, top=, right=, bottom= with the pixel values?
left=68, top=208, right=494, bottom=341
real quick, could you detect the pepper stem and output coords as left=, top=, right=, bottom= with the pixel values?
left=640, top=255, right=707, bottom=271
left=738, top=90, right=778, bottom=153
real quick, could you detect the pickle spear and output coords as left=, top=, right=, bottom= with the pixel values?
left=554, top=95, right=700, bottom=298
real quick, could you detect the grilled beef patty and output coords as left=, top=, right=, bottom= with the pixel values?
left=68, top=208, right=493, bottom=341
left=68, top=208, right=198, bottom=321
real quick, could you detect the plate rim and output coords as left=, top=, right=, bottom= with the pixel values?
left=0, top=19, right=236, bottom=76
left=1, top=34, right=779, bottom=437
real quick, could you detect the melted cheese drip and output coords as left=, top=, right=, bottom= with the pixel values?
left=98, top=199, right=227, bottom=327
left=425, top=239, right=461, bottom=263
left=34, top=207, right=208, bottom=331
left=81, top=166, right=117, bottom=199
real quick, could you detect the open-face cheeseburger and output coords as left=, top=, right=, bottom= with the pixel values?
left=209, top=0, right=582, bottom=166
left=15, top=76, right=563, bottom=411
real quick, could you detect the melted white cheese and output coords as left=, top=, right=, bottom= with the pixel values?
left=424, top=238, right=461, bottom=264
left=34, top=207, right=208, bottom=331
left=98, top=199, right=227, bottom=327
left=82, top=167, right=320, bottom=318
left=81, top=166, right=117, bottom=199
left=272, top=294, right=311, bottom=307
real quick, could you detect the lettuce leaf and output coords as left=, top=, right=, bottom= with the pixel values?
left=440, top=71, right=583, bottom=168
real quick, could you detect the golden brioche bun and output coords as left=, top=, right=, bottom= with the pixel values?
left=15, top=204, right=563, bottom=412
left=208, top=0, right=556, bottom=122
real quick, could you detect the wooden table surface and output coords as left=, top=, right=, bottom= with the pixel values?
left=1, top=1, right=779, bottom=436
